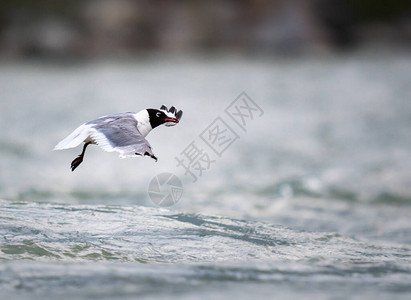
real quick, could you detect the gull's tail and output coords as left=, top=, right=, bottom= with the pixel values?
left=53, top=124, right=92, bottom=151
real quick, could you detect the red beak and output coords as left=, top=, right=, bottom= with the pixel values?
left=164, top=117, right=179, bottom=123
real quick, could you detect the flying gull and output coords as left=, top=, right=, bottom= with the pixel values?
left=54, top=105, right=183, bottom=171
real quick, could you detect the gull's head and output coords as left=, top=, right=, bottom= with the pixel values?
left=147, top=105, right=183, bottom=129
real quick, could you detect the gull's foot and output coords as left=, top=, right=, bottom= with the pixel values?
left=71, top=155, right=84, bottom=172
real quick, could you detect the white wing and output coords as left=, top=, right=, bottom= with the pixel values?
left=54, top=113, right=155, bottom=159
left=53, top=123, right=94, bottom=150
left=89, top=114, right=154, bottom=158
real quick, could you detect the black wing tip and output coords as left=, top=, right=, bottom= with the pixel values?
left=176, top=110, right=183, bottom=121
left=143, top=151, right=158, bottom=161
left=159, top=105, right=183, bottom=121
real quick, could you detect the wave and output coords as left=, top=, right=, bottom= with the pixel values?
left=1, top=200, right=410, bottom=263
left=0, top=200, right=410, bottom=300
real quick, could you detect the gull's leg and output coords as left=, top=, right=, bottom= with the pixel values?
left=71, top=142, right=91, bottom=171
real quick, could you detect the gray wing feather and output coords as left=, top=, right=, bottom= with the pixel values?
left=87, top=113, right=154, bottom=158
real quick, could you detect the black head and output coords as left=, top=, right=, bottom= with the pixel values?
left=147, top=108, right=179, bottom=129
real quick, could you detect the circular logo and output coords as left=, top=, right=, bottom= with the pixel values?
left=148, top=173, right=183, bottom=207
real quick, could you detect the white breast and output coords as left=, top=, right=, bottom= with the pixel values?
left=133, top=110, right=152, bottom=137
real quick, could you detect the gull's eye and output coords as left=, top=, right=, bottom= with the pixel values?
left=156, top=112, right=161, bottom=118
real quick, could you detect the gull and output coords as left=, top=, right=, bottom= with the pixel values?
left=54, top=105, right=183, bottom=171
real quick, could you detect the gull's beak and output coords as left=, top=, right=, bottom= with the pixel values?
left=161, top=108, right=182, bottom=127
left=164, top=117, right=179, bottom=124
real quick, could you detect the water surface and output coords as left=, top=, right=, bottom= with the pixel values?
left=1, top=52, right=411, bottom=299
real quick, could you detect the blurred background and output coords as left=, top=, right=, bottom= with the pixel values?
left=1, top=0, right=411, bottom=232
left=0, top=0, right=410, bottom=57
left=1, top=1, right=411, bottom=299
left=1, top=0, right=411, bottom=231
